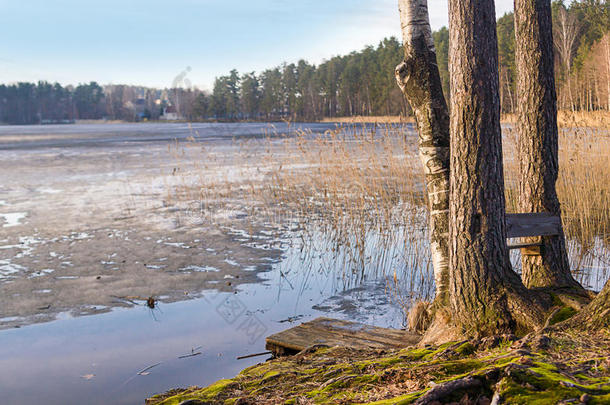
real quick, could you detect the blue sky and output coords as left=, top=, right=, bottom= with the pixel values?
left=0, top=0, right=514, bottom=90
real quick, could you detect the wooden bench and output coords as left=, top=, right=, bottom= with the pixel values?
left=265, top=317, right=421, bottom=356
left=506, top=213, right=561, bottom=255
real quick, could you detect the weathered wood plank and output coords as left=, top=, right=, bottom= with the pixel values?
left=265, top=317, right=421, bottom=356
left=506, top=213, right=561, bottom=238
left=507, top=242, right=542, bottom=250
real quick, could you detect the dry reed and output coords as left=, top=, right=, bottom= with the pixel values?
left=166, top=119, right=609, bottom=316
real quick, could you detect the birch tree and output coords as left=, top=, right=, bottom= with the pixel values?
left=553, top=4, right=581, bottom=110
left=395, top=0, right=450, bottom=304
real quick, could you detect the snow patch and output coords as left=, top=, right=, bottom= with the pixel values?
left=38, top=187, right=61, bottom=194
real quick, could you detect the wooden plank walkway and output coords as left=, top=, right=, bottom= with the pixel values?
left=265, top=317, right=421, bottom=356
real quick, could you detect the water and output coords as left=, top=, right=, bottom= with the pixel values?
left=0, top=229, right=414, bottom=405
left=0, top=122, right=347, bottom=150
left=0, top=122, right=414, bottom=405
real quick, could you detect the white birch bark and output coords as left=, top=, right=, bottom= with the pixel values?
left=396, top=0, right=450, bottom=304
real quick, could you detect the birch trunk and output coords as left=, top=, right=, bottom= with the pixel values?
left=514, top=0, right=583, bottom=291
left=447, top=0, right=544, bottom=336
left=395, top=0, right=450, bottom=304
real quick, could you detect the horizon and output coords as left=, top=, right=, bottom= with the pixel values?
left=1, top=0, right=514, bottom=91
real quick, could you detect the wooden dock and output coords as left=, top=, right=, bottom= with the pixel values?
left=265, top=317, right=421, bottom=356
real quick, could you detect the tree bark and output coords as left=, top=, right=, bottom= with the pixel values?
left=565, top=281, right=610, bottom=330
left=447, top=0, right=544, bottom=336
left=514, top=0, right=583, bottom=291
left=395, top=0, right=450, bottom=304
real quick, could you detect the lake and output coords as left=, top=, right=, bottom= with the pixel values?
left=0, top=122, right=417, bottom=405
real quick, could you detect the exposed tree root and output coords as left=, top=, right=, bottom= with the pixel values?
left=413, top=377, right=481, bottom=404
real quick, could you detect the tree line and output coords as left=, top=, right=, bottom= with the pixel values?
left=0, top=0, right=607, bottom=125
left=494, top=0, right=610, bottom=113
left=0, top=82, right=168, bottom=125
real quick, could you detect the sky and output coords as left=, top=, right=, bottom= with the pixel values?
left=0, top=0, right=514, bottom=91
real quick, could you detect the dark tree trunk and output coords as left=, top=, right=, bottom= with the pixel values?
left=514, top=0, right=583, bottom=291
left=446, top=0, right=544, bottom=337
left=566, top=281, right=610, bottom=329
left=395, top=0, right=450, bottom=304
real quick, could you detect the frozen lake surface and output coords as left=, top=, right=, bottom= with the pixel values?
left=0, top=122, right=414, bottom=405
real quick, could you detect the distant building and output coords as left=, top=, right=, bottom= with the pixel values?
left=161, top=105, right=181, bottom=120
left=134, top=98, right=148, bottom=120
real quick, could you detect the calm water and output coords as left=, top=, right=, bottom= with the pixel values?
left=0, top=237, right=409, bottom=405
left=0, top=122, right=414, bottom=405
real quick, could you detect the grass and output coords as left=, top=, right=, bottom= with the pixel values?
left=502, top=110, right=610, bottom=128
left=328, top=111, right=610, bottom=127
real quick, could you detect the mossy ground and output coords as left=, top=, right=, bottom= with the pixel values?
left=146, top=331, right=610, bottom=405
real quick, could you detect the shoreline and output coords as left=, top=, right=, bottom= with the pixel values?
left=147, top=328, right=610, bottom=404
left=1, top=110, right=607, bottom=127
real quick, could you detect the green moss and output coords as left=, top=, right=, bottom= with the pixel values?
left=153, top=379, right=235, bottom=405
left=354, top=355, right=403, bottom=371
left=436, top=359, right=484, bottom=376
left=455, top=342, right=476, bottom=355
left=262, top=370, right=280, bottom=380
left=548, top=306, right=577, bottom=325
left=398, top=347, right=433, bottom=360
left=592, top=394, right=610, bottom=404
left=363, top=391, right=423, bottom=404
left=497, top=372, right=581, bottom=404
left=148, top=336, right=610, bottom=405
left=550, top=293, right=564, bottom=307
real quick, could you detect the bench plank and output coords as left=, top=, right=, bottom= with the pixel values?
left=506, top=213, right=561, bottom=239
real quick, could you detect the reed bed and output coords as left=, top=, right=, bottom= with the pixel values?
left=319, top=116, right=414, bottom=124
left=504, top=123, right=610, bottom=289
left=166, top=120, right=609, bottom=315
left=248, top=125, right=435, bottom=300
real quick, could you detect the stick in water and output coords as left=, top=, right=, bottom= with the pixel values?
left=236, top=351, right=272, bottom=360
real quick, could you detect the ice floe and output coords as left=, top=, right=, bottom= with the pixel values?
left=0, top=260, right=27, bottom=278
left=180, top=265, right=219, bottom=272
left=0, top=212, right=27, bottom=227
left=28, top=269, right=55, bottom=278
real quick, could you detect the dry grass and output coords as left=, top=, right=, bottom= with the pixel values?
left=502, top=110, right=610, bottom=128
left=249, top=122, right=608, bottom=297
left=247, top=124, right=436, bottom=301
left=503, top=124, right=610, bottom=288
left=319, top=116, right=414, bottom=124
left=167, top=119, right=609, bottom=315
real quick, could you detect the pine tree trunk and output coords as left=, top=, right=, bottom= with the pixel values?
left=447, top=0, right=544, bottom=336
left=395, top=0, right=450, bottom=304
left=514, top=0, right=583, bottom=290
left=566, top=281, right=610, bottom=329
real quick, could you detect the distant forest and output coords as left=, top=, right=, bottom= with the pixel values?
left=1, top=0, right=607, bottom=125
